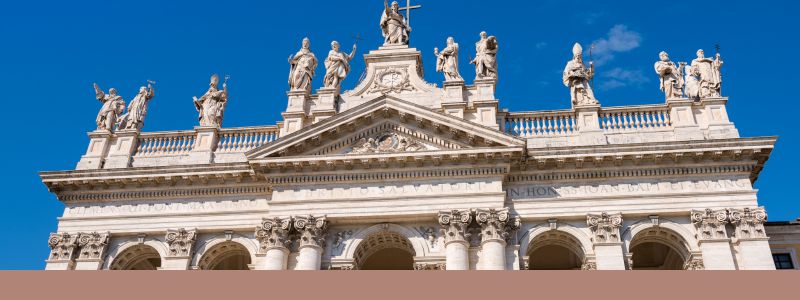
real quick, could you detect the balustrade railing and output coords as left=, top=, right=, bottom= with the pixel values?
left=599, top=105, right=672, bottom=133
left=504, top=110, right=577, bottom=137
left=216, top=126, right=279, bottom=153
left=135, top=131, right=196, bottom=157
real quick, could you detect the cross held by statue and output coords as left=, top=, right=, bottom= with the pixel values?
left=400, top=0, right=422, bottom=27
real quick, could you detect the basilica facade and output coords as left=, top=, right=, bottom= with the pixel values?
left=41, top=3, right=779, bottom=270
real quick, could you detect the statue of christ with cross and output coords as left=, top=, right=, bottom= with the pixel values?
left=380, top=0, right=421, bottom=45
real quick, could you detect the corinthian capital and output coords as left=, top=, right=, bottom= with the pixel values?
left=474, top=208, right=520, bottom=244
left=728, top=207, right=768, bottom=240
left=438, top=210, right=472, bottom=244
left=295, top=215, right=329, bottom=248
left=165, top=228, right=197, bottom=257
left=77, top=232, right=110, bottom=260
left=691, top=209, right=729, bottom=240
left=587, top=212, right=623, bottom=244
left=255, top=217, right=293, bottom=252
left=48, top=232, right=78, bottom=261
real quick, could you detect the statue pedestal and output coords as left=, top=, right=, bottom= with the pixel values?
left=281, top=90, right=311, bottom=137
left=667, top=98, right=704, bottom=141
left=188, top=126, right=220, bottom=164
left=698, top=97, right=739, bottom=139
left=473, top=78, right=497, bottom=101
left=76, top=130, right=113, bottom=170
left=441, top=80, right=466, bottom=118
left=103, top=129, right=140, bottom=169
left=574, top=104, right=607, bottom=146
left=312, top=87, right=339, bottom=123
left=472, top=78, right=499, bottom=129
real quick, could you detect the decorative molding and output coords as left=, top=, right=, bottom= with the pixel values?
left=438, top=210, right=472, bottom=245
left=255, top=217, right=293, bottom=252
left=683, top=256, right=705, bottom=270
left=474, top=208, right=520, bottom=244
left=508, top=165, right=754, bottom=183
left=586, top=212, right=623, bottom=244
left=77, top=232, right=110, bottom=260
left=414, top=262, right=446, bottom=270
left=165, top=228, right=197, bottom=257
left=269, top=166, right=508, bottom=185
left=295, top=215, right=329, bottom=248
left=691, top=209, right=730, bottom=240
left=57, top=185, right=270, bottom=203
left=48, top=232, right=78, bottom=261
left=729, top=207, right=768, bottom=240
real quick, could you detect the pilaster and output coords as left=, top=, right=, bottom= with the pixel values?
left=586, top=213, right=626, bottom=270
left=729, top=207, right=774, bottom=270
left=293, top=215, right=328, bottom=270
left=74, top=232, right=110, bottom=270
left=667, top=98, right=704, bottom=141
left=103, top=129, right=139, bottom=169
left=188, top=126, right=219, bottom=164
left=255, top=217, right=293, bottom=270
left=691, top=209, right=737, bottom=270
left=438, top=210, right=472, bottom=270
left=45, top=233, right=78, bottom=270
left=161, top=228, right=197, bottom=270
left=76, top=130, right=112, bottom=170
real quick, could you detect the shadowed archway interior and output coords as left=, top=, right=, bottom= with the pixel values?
left=629, top=227, right=691, bottom=270
left=355, top=231, right=416, bottom=270
left=526, top=231, right=586, bottom=270
left=197, top=241, right=252, bottom=270
left=109, top=245, right=161, bottom=270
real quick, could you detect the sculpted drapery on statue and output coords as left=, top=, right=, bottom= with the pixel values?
left=563, top=43, right=598, bottom=106
left=380, top=0, right=411, bottom=45
left=690, top=49, right=723, bottom=98
left=117, top=82, right=155, bottom=131
left=654, top=51, right=685, bottom=100
left=92, top=83, right=125, bottom=132
left=193, top=74, right=228, bottom=127
left=288, top=38, right=318, bottom=92
left=434, top=37, right=462, bottom=81
left=323, top=41, right=357, bottom=89
left=471, top=31, right=498, bottom=79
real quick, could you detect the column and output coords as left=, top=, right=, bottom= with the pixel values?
left=438, top=210, right=472, bottom=270
left=103, top=129, right=140, bottom=169
left=587, top=213, right=626, bottom=270
left=293, top=216, right=328, bottom=270
left=730, top=208, right=775, bottom=270
left=475, top=208, right=520, bottom=270
left=76, top=130, right=112, bottom=170
left=161, top=228, right=197, bottom=270
left=255, top=217, right=293, bottom=270
left=45, top=233, right=78, bottom=270
left=73, top=232, right=110, bottom=270
left=691, top=209, right=737, bottom=270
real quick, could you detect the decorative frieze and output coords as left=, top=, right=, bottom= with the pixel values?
left=683, top=257, right=705, bottom=270
left=581, top=261, right=597, bottom=270
left=474, top=208, right=520, bottom=244
left=255, top=217, right=293, bottom=252
left=165, top=228, right=197, bottom=257
left=438, top=210, right=472, bottom=244
left=295, top=215, right=329, bottom=248
left=414, top=262, right=446, bottom=270
left=48, top=233, right=78, bottom=261
left=729, top=207, right=768, bottom=240
left=691, top=209, right=730, bottom=240
left=586, top=212, right=623, bottom=244
left=77, top=232, right=110, bottom=260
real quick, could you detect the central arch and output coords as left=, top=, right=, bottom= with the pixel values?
left=197, top=241, right=252, bottom=270
left=526, top=231, right=587, bottom=270
left=629, top=227, right=691, bottom=270
left=109, top=244, right=162, bottom=270
left=354, top=231, right=416, bottom=270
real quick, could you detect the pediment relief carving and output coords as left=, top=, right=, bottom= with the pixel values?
left=346, top=132, right=431, bottom=155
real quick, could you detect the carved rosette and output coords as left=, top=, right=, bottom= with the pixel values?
left=165, top=228, right=197, bottom=257
left=48, top=232, right=78, bottom=261
left=77, top=232, right=110, bottom=260
left=438, top=210, right=472, bottom=245
left=255, top=217, right=293, bottom=252
left=691, top=209, right=730, bottom=240
left=295, top=215, right=329, bottom=248
left=728, top=207, right=768, bottom=240
left=586, top=212, right=623, bottom=244
left=474, top=208, right=520, bottom=244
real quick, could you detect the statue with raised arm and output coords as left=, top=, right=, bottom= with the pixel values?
left=117, top=81, right=155, bottom=131
left=471, top=31, right=498, bottom=79
left=654, top=51, right=685, bottom=100
left=323, top=41, right=357, bottom=89
left=93, top=83, right=126, bottom=132
left=690, top=49, right=723, bottom=98
left=563, top=43, right=598, bottom=106
left=434, top=37, right=462, bottom=81
left=380, top=0, right=410, bottom=45
left=193, top=74, right=228, bottom=127
left=288, top=38, right=318, bottom=92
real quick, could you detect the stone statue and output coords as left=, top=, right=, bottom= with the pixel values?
left=471, top=31, right=498, bottom=79
left=117, top=82, right=155, bottom=131
left=563, top=43, right=598, bottom=106
left=288, top=38, right=318, bottom=92
left=193, top=74, right=228, bottom=127
left=684, top=64, right=701, bottom=100
left=654, top=51, right=685, bottom=100
left=690, top=49, right=723, bottom=98
left=380, top=0, right=410, bottom=45
left=434, top=37, right=462, bottom=81
left=323, top=41, right=357, bottom=89
left=92, top=83, right=126, bottom=132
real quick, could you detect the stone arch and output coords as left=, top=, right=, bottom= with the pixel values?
left=519, top=222, right=594, bottom=270
left=192, top=234, right=258, bottom=270
left=623, top=219, right=697, bottom=270
left=342, top=223, right=430, bottom=262
left=104, top=238, right=168, bottom=270
left=622, top=219, right=700, bottom=255
left=519, top=223, right=594, bottom=258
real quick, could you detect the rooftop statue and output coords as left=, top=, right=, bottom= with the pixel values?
left=434, top=37, right=462, bottom=81
left=690, top=49, right=723, bottom=98
left=654, top=51, right=686, bottom=100
left=563, top=43, right=598, bottom=106
left=323, top=41, right=357, bottom=89
left=193, top=74, right=228, bottom=127
left=288, top=38, right=318, bottom=92
left=92, top=83, right=126, bottom=132
left=380, top=0, right=411, bottom=45
left=471, top=31, right=498, bottom=79
left=117, top=81, right=155, bottom=131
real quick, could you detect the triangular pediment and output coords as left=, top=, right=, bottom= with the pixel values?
left=246, top=96, right=525, bottom=162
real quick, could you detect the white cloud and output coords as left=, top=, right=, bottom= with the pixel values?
left=600, top=67, right=650, bottom=90
left=591, top=25, right=642, bottom=65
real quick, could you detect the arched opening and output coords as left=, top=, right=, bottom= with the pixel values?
left=629, top=228, right=691, bottom=270
left=197, top=241, right=252, bottom=270
left=355, top=231, right=415, bottom=270
left=526, top=231, right=586, bottom=270
left=109, top=245, right=161, bottom=270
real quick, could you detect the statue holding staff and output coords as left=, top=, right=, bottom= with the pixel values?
left=92, top=83, right=126, bottom=132
left=563, top=43, right=598, bottom=106
left=380, top=0, right=411, bottom=45
left=117, top=81, right=155, bottom=131
left=193, top=74, right=228, bottom=127
left=323, top=41, right=357, bottom=89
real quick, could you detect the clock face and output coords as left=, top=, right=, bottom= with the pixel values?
left=381, top=72, right=403, bottom=87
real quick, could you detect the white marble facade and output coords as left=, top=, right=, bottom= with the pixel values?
left=41, top=4, right=776, bottom=271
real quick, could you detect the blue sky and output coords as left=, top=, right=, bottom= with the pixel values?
left=0, top=0, right=796, bottom=269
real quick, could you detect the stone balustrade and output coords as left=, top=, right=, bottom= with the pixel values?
left=135, top=130, right=197, bottom=157
left=504, top=110, right=577, bottom=137
left=599, top=105, right=672, bottom=133
left=216, top=126, right=279, bottom=153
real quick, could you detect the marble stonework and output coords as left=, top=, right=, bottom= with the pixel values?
left=41, top=3, right=779, bottom=271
